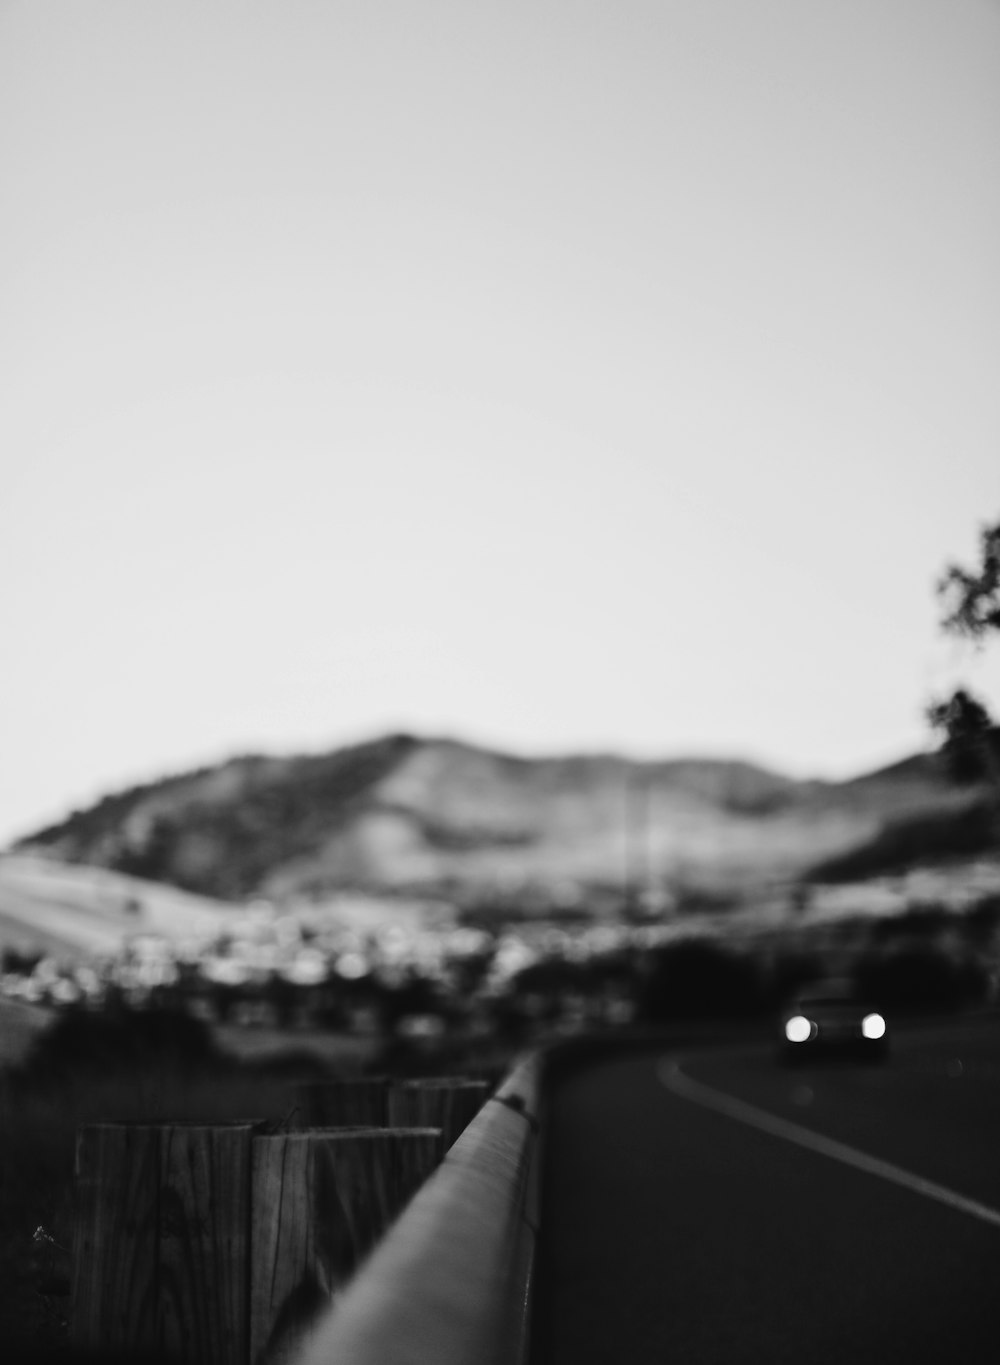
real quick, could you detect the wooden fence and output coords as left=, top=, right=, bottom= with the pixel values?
left=71, top=1075, right=499, bottom=1365
left=292, top=1058, right=542, bottom=1365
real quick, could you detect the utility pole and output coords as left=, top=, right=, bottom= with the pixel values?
left=624, top=765, right=652, bottom=918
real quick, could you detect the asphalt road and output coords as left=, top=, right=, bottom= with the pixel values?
left=532, top=1015, right=1000, bottom=1364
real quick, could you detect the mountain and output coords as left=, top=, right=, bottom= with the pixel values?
left=12, top=734, right=997, bottom=910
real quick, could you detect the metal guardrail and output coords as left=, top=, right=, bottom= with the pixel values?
left=294, top=1055, right=543, bottom=1365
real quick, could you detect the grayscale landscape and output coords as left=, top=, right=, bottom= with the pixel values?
left=2, top=2, right=998, bottom=1361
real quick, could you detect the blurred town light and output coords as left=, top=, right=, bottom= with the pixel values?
left=784, top=1015, right=813, bottom=1043
left=862, top=1012, right=886, bottom=1040
left=335, top=951, right=369, bottom=980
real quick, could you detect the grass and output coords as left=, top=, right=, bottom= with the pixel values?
left=0, top=1034, right=361, bottom=1355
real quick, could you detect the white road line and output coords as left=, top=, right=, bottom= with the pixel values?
left=657, top=1057, right=1000, bottom=1231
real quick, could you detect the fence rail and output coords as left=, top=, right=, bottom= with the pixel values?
left=294, top=1057, right=542, bottom=1365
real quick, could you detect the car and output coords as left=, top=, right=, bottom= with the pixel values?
left=779, top=978, right=888, bottom=1063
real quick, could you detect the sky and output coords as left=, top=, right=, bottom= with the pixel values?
left=2, top=0, right=999, bottom=846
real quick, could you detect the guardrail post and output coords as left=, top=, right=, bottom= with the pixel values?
left=290, top=1057, right=542, bottom=1365
left=386, top=1078, right=492, bottom=1151
left=250, top=1127, right=443, bottom=1365
left=72, top=1121, right=259, bottom=1365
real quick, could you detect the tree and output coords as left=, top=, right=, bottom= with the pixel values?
left=926, top=688, right=996, bottom=784
left=929, top=519, right=1000, bottom=783
left=937, top=520, right=1000, bottom=640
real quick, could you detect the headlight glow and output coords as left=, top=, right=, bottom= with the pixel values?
left=784, top=1015, right=813, bottom=1044
left=862, top=1013, right=886, bottom=1040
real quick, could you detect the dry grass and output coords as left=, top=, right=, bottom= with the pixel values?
left=0, top=852, right=234, bottom=963
left=0, top=1052, right=330, bottom=1353
left=0, top=998, right=54, bottom=1068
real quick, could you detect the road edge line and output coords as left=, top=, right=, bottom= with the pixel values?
left=657, top=1057, right=1000, bottom=1232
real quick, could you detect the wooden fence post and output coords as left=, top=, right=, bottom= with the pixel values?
left=386, top=1079, right=491, bottom=1151
left=72, top=1084, right=488, bottom=1363
left=72, top=1121, right=259, bottom=1365
left=72, top=1123, right=160, bottom=1356
left=249, top=1127, right=442, bottom=1365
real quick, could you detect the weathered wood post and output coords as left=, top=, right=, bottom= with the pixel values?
left=386, top=1078, right=492, bottom=1151
left=74, top=1119, right=444, bottom=1365
left=72, top=1121, right=259, bottom=1365
left=249, top=1127, right=443, bottom=1365
left=294, top=1076, right=389, bottom=1128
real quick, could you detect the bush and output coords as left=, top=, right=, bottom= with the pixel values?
left=966, top=894, right=1000, bottom=944
left=807, top=801, right=996, bottom=882
left=854, top=947, right=989, bottom=1013
left=1, top=947, right=43, bottom=976
left=870, top=903, right=950, bottom=943
left=20, top=1005, right=220, bottom=1083
left=637, top=940, right=764, bottom=1022
left=761, top=950, right=828, bottom=1009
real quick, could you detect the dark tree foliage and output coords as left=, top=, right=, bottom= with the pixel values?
left=763, top=950, right=827, bottom=1007
left=377, top=973, right=445, bottom=1028
left=926, top=689, right=998, bottom=785
left=854, top=947, right=988, bottom=1013
left=806, top=799, right=996, bottom=881
left=929, top=519, right=1000, bottom=784
left=937, top=520, right=1000, bottom=640
left=1, top=946, right=42, bottom=974
left=637, top=940, right=764, bottom=1021
left=966, top=893, right=1000, bottom=941
left=18, top=734, right=420, bottom=899
left=869, top=903, right=950, bottom=942
left=20, top=1005, right=220, bottom=1081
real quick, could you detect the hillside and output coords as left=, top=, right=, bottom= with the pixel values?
left=0, top=853, right=235, bottom=962
left=12, top=734, right=998, bottom=911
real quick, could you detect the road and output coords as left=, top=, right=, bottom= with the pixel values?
left=532, top=1015, right=1000, bottom=1364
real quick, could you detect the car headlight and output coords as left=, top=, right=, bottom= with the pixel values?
left=861, top=1012, right=886, bottom=1040
left=784, top=1015, right=814, bottom=1044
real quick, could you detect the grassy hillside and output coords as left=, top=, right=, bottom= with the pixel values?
left=11, top=734, right=997, bottom=909
left=0, top=854, right=235, bottom=961
left=805, top=794, right=998, bottom=883
left=19, top=735, right=416, bottom=898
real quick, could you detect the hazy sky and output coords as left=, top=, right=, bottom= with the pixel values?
left=3, top=0, right=999, bottom=845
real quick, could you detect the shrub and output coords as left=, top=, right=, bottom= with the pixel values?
left=637, top=940, right=764, bottom=1022
left=870, top=903, right=950, bottom=943
left=966, top=894, right=1000, bottom=943
left=20, top=1005, right=220, bottom=1083
left=761, top=950, right=828, bottom=1009
left=1, top=948, right=42, bottom=976
left=807, top=801, right=996, bottom=882
left=854, top=947, right=989, bottom=1013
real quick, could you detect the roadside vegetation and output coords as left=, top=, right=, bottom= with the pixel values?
left=636, top=901, right=999, bottom=1022
left=0, top=1008, right=320, bottom=1354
